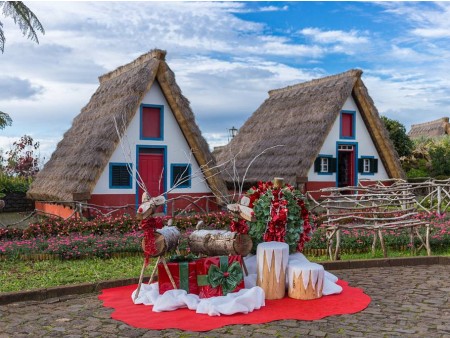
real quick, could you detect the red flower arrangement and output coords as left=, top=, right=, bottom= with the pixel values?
left=233, top=180, right=314, bottom=253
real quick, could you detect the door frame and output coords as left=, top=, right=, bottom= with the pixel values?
left=135, top=145, right=167, bottom=210
left=336, top=141, right=358, bottom=187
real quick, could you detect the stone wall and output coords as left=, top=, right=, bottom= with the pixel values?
left=2, top=192, right=35, bottom=212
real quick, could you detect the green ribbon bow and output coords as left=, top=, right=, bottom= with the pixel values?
left=197, top=256, right=244, bottom=296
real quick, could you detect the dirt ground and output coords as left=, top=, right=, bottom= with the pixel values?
left=0, top=211, right=40, bottom=229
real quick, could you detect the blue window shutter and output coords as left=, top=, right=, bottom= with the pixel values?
left=372, top=159, right=378, bottom=173
left=329, top=158, right=337, bottom=173
left=314, top=157, right=321, bottom=172
left=358, top=159, right=364, bottom=173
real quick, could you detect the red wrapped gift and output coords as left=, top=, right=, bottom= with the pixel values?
left=196, top=255, right=245, bottom=298
left=158, top=260, right=199, bottom=295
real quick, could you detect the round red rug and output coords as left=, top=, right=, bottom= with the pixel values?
left=98, top=280, right=370, bottom=331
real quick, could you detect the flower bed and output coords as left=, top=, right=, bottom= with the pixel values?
left=0, top=211, right=448, bottom=260
left=0, top=211, right=232, bottom=240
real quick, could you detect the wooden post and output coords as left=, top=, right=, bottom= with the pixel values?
left=334, top=229, right=341, bottom=260
left=378, top=228, right=387, bottom=257
left=273, top=177, right=285, bottom=188
left=372, top=232, right=377, bottom=255
left=409, top=227, right=416, bottom=255
left=437, top=185, right=442, bottom=216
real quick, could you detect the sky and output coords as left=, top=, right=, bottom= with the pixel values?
left=1, top=1, right=449, bottom=163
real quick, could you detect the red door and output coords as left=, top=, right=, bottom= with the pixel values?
left=138, top=150, right=164, bottom=204
left=338, top=145, right=355, bottom=188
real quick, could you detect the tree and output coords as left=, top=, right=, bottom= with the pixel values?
left=0, top=111, right=12, bottom=129
left=429, top=137, right=450, bottom=178
left=0, top=1, right=45, bottom=53
left=2, top=134, right=40, bottom=177
left=381, top=116, right=414, bottom=158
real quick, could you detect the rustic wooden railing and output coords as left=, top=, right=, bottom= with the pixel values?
left=308, top=180, right=432, bottom=260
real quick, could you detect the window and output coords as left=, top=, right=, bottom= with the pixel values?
left=171, top=164, right=191, bottom=188
left=358, top=157, right=378, bottom=175
left=141, top=105, right=163, bottom=140
left=340, top=111, right=355, bottom=139
left=363, top=158, right=370, bottom=173
left=110, top=163, right=132, bottom=189
left=320, top=157, right=329, bottom=173
left=314, top=155, right=336, bottom=175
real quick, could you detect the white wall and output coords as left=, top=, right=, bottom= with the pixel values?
left=307, top=96, right=389, bottom=182
left=92, top=81, right=211, bottom=195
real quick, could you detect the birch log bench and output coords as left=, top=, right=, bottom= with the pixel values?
left=320, top=183, right=431, bottom=260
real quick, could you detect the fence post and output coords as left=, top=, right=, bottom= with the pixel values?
left=437, top=185, right=442, bottom=216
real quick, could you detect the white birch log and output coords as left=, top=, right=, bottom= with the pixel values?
left=142, top=226, right=181, bottom=257
left=188, top=229, right=253, bottom=256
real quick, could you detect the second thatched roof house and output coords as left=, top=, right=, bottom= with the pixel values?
left=408, top=117, right=450, bottom=139
left=214, top=69, right=404, bottom=194
left=28, top=49, right=227, bottom=217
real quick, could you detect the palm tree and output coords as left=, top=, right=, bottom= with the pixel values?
left=0, top=111, right=12, bottom=129
left=0, top=1, right=44, bottom=53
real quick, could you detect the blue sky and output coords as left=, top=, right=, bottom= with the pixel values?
left=1, top=1, right=449, bottom=161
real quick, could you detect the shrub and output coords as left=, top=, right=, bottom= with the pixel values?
left=0, top=173, right=32, bottom=194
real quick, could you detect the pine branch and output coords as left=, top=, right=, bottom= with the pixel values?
left=1, top=1, right=45, bottom=53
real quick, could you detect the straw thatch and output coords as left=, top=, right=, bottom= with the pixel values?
left=214, top=69, right=404, bottom=187
left=27, top=49, right=227, bottom=203
left=408, top=117, right=450, bottom=139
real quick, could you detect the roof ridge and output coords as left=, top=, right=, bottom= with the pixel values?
left=98, top=49, right=166, bottom=84
left=410, top=117, right=449, bottom=128
left=268, top=69, right=362, bottom=97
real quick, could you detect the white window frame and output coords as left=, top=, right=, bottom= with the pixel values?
left=363, top=158, right=371, bottom=173
left=320, top=157, right=329, bottom=173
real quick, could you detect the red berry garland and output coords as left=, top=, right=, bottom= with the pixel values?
left=141, top=217, right=164, bottom=264
left=232, top=180, right=313, bottom=253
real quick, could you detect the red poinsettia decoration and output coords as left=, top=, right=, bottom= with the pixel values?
left=235, top=180, right=314, bottom=253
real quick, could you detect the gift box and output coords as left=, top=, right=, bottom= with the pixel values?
left=158, top=259, right=199, bottom=295
left=196, top=255, right=245, bottom=298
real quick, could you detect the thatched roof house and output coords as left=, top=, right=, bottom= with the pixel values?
left=28, top=49, right=227, bottom=215
left=408, top=117, right=450, bottom=139
left=215, top=69, right=404, bottom=191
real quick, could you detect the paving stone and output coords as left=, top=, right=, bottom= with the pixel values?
left=1, top=265, right=449, bottom=337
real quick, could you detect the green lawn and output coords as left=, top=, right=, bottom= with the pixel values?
left=2, top=249, right=449, bottom=293
left=0, top=256, right=148, bottom=293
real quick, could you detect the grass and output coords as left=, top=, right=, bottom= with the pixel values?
left=2, top=249, right=449, bottom=293
left=310, top=248, right=450, bottom=262
left=0, top=255, right=151, bottom=293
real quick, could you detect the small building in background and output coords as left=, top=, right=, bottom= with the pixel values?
left=27, top=49, right=227, bottom=217
left=408, top=117, right=450, bottom=139
left=214, top=69, right=404, bottom=196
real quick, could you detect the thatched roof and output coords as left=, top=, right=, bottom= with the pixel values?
left=214, top=69, right=404, bottom=186
left=28, top=49, right=227, bottom=203
left=408, top=117, right=450, bottom=139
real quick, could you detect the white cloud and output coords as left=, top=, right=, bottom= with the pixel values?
left=381, top=2, right=450, bottom=40
left=299, top=27, right=369, bottom=45
left=259, top=5, right=289, bottom=12
left=1, top=1, right=450, bottom=161
left=413, top=28, right=450, bottom=39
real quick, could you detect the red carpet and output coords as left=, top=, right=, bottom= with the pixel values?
left=98, top=280, right=370, bottom=331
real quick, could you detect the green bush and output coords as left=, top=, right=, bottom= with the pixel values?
left=406, top=168, right=429, bottom=179
left=0, top=173, right=32, bottom=194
